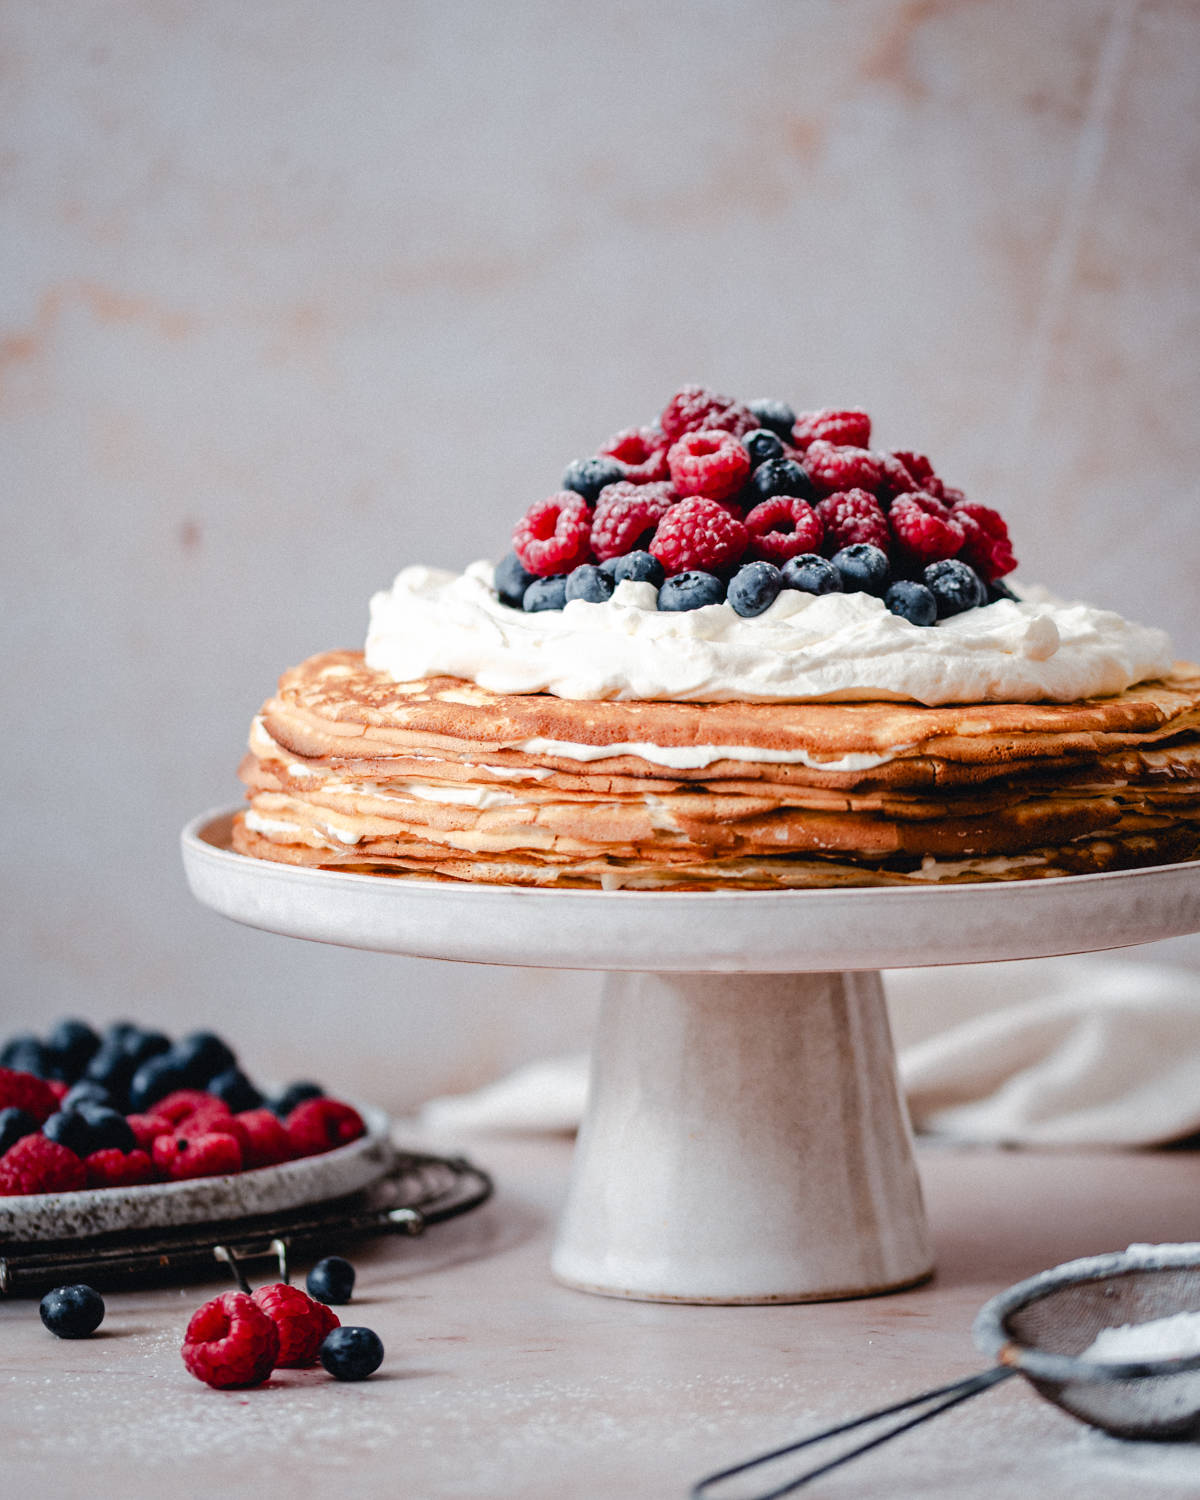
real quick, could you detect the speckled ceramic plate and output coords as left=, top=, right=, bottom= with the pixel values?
left=0, top=1103, right=394, bottom=1243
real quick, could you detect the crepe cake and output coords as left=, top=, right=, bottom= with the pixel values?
left=232, top=652, right=1200, bottom=889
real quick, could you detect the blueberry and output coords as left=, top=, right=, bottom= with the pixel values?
left=1, top=1035, right=49, bottom=1077
left=884, top=580, right=938, bottom=627
left=987, top=577, right=1019, bottom=604
left=127, top=1053, right=191, bottom=1113
left=747, top=398, right=796, bottom=439
left=126, top=1031, right=171, bottom=1071
left=780, top=554, right=843, bottom=596
left=0, top=1107, right=37, bottom=1155
left=741, top=428, right=785, bottom=470
left=657, top=571, right=726, bottom=612
left=748, top=457, right=815, bottom=503
left=62, top=1080, right=115, bottom=1112
left=207, top=1067, right=263, bottom=1113
left=564, top=564, right=615, bottom=604
left=42, top=1110, right=93, bottom=1157
left=270, top=1080, right=324, bottom=1118
left=172, top=1032, right=237, bottom=1089
left=832, top=543, right=891, bottom=597
left=609, top=550, right=665, bottom=588
left=727, top=562, right=783, bottom=618
left=319, top=1325, right=384, bottom=1381
left=494, top=552, right=536, bottom=609
left=924, top=558, right=986, bottom=617
left=522, top=576, right=568, bottom=612
left=76, top=1103, right=136, bottom=1154
left=306, top=1255, right=356, bottom=1305
left=562, top=457, right=624, bottom=503
left=83, top=1036, right=141, bottom=1101
left=44, top=1020, right=101, bottom=1083
left=39, top=1284, right=105, bottom=1339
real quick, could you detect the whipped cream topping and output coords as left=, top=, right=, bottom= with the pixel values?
left=365, top=562, right=1175, bottom=707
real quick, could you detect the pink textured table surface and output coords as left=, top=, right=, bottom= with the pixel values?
left=2, top=1138, right=1199, bottom=1499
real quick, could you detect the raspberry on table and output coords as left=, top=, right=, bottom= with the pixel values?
left=598, top=426, right=670, bottom=484
left=590, top=482, right=677, bottom=561
left=0, top=1134, right=87, bottom=1195
left=888, top=492, right=966, bottom=566
left=816, top=490, right=890, bottom=554
left=181, top=1291, right=280, bottom=1389
left=660, top=384, right=757, bottom=442
left=954, top=501, right=1017, bottom=580
left=152, top=1130, right=243, bottom=1181
left=236, top=1108, right=295, bottom=1169
left=0, top=1067, right=60, bottom=1125
left=744, top=496, right=824, bottom=565
left=85, top=1147, right=155, bottom=1189
left=285, top=1098, right=366, bottom=1157
left=791, top=408, right=872, bottom=451
left=251, top=1283, right=340, bottom=1368
left=650, top=497, right=748, bottom=576
left=667, top=429, right=752, bottom=500
left=512, top=493, right=593, bottom=577
left=802, top=441, right=883, bottom=496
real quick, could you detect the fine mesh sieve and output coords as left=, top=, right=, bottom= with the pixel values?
left=692, top=1243, right=1200, bottom=1499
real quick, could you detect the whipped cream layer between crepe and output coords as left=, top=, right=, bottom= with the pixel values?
left=365, top=562, right=1175, bottom=707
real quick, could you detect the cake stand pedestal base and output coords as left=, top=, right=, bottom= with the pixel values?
left=551, top=971, right=932, bottom=1304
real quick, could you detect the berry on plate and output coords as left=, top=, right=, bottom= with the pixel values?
left=0, top=1134, right=87, bottom=1195
left=152, top=1130, right=243, bottom=1181
left=0, top=1067, right=59, bottom=1125
left=285, top=1098, right=366, bottom=1157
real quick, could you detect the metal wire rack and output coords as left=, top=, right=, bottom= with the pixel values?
left=0, top=1148, right=492, bottom=1296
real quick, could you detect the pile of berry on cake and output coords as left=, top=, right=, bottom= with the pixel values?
left=498, top=388, right=1014, bottom=624
left=0, top=1019, right=364, bottom=1196
left=230, top=386, right=1200, bottom=889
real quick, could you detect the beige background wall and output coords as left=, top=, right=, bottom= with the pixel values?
left=4, top=0, right=1199, bottom=1110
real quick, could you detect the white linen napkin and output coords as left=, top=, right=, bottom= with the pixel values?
left=421, top=958, right=1200, bottom=1148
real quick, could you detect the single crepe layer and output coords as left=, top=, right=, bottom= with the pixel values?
left=232, top=652, right=1200, bottom=890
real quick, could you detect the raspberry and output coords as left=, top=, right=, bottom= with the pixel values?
left=667, top=429, right=752, bottom=501
left=182, top=1291, right=280, bottom=1389
left=954, top=501, right=1016, bottom=581
left=47, top=1080, right=70, bottom=1104
left=180, top=1101, right=249, bottom=1149
left=660, top=385, right=757, bottom=442
left=743, top=497, right=824, bottom=565
left=791, top=408, right=872, bottom=450
left=890, top=451, right=936, bottom=488
left=236, top=1108, right=294, bottom=1169
left=156, top=1089, right=227, bottom=1125
left=0, top=1068, right=59, bottom=1126
left=251, top=1283, right=340, bottom=1368
left=590, top=482, right=677, bottom=561
left=649, top=497, right=749, bottom=576
left=152, top=1130, right=243, bottom=1181
left=85, top=1147, right=155, bottom=1189
left=0, top=1134, right=87, bottom=1195
left=816, top=490, right=890, bottom=553
left=802, top=441, right=884, bottom=497
left=598, top=426, right=670, bottom=484
left=874, top=451, right=919, bottom=504
left=889, top=492, right=965, bottom=565
left=286, top=1098, right=366, bottom=1157
left=125, top=1112, right=174, bottom=1150
left=512, top=493, right=593, bottom=577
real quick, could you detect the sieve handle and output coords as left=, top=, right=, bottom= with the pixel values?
left=691, top=1364, right=1017, bottom=1499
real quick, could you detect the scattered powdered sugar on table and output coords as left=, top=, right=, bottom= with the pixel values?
left=1081, top=1310, right=1200, bottom=1362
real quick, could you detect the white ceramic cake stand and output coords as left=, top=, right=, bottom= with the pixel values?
left=182, top=811, right=1200, bottom=1305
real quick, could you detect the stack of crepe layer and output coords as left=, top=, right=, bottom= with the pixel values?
left=233, top=651, right=1200, bottom=890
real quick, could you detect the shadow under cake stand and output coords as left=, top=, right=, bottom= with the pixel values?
left=182, top=811, right=1200, bottom=1305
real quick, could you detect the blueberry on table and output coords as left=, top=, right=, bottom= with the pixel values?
left=832, top=543, right=891, bottom=597
left=0, top=1106, right=37, bottom=1155
left=608, top=550, right=664, bottom=587
left=741, top=428, right=785, bottom=470
left=562, top=457, right=624, bottom=503
left=780, top=554, right=843, bottom=596
left=307, top=1256, right=356, bottom=1305
left=924, top=558, right=986, bottom=617
left=270, top=1080, right=325, bottom=1118
left=319, top=1326, right=383, bottom=1381
left=728, top=562, right=783, bottom=618
left=40, top=1284, right=105, bottom=1339
left=747, top=398, right=796, bottom=438
left=884, top=580, right=938, bottom=627
left=564, top=564, right=615, bottom=604
left=748, top=457, right=814, bottom=503
left=494, top=551, right=536, bottom=609
left=208, top=1067, right=263, bottom=1113
left=657, top=571, right=726, bottom=611
left=523, top=576, right=568, bottom=612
